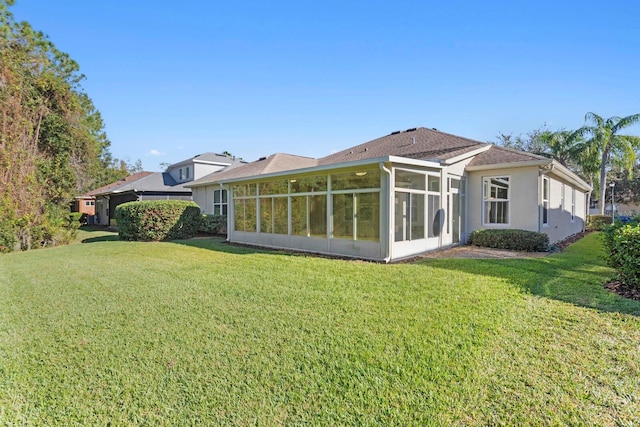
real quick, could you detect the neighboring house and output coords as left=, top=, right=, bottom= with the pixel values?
left=89, top=153, right=243, bottom=226
left=71, top=195, right=96, bottom=216
left=187, top=127, right=591, bottom=262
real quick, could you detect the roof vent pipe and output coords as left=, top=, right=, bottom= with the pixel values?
left=412, top=137, right=416, bottom=144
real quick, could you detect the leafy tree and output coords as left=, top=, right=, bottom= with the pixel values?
left=580, top=112, right=640, bottom=215
left=0, top=0, right=118, bottom=251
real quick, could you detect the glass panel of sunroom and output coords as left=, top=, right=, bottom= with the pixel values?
left=291, top=196, right=307, bottom=236
left=356, top=193, right=379, bottom=241
left=333, top=194, right=353, bottom=239
left=290, top=176, right=328, bottom=193
left=331, top=169, right=380, bottom=191
left=309, top=195, right=327, bottom=236
left=273, top=197, right=288, bottom=234
left=395, top=170, right=425, bottom=190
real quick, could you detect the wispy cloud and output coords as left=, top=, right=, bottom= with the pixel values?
left=147, top=149, right=166, bottom=156
left=176, top=145, right=184, bottom=150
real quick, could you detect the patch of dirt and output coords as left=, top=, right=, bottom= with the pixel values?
left=552, top=230, right=593, bottom=251
left=604, top=281, right=640, bottom=302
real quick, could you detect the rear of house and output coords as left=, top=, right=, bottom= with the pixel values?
left=188, top=128, right=591, bottom=262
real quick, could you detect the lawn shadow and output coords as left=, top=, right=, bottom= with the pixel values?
left=170, top=236, right=302, bottom=257
left=417, top=249, right=640, bottom=317
left=78, top=226, right=120, bottom=243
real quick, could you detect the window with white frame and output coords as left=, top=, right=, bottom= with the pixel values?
left=542, top=176, right=549, bottom=226
left=213, top=189, right=228, bottom=216
left=571, top=188, right=576, bottom=221
left=560, top=183, right=565, bottom=212
left=483, top=176, right=509, bottom=224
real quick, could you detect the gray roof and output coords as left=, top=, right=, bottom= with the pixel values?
left=85, top=171, right=155, bottom=197
left=185, top=127, right=589, bottom=188
left=92, top=172, right=191, bottom=195
left=317, top=127, right=488, bottom=165
left=187, top=153, right=318, bottom=187
left=168, top=152, right=238, bottom=169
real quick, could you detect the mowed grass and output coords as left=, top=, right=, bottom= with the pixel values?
left=1, top=229, right=639, bottom=425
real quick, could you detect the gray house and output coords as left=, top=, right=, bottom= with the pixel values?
left=90, top=153, right=243, bottom=226
left=187, top=128, right=591, bottom=262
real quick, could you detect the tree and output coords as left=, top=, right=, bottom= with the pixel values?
left=581, top=112, right=640, bottom=215
left=0, top=0, right=117, bottom=251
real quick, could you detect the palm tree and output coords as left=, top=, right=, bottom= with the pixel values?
left=534, top=128, right=585, bottom=168
left=581, top=112, right=640, bottom=215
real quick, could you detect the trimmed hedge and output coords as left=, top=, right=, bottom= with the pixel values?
left=587, top=215, right=613, bottom=231
left=115, top=200, right=201, bottom=241
left=198, top=214, right=227, bottom=235
left=469, top=229, right=550, bottom=252
left=602, top=222, right=640, bottom=290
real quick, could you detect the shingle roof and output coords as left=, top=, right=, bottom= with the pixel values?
left=85, top=171, right=154, bottom=197
left=187, top=153, right=318, bottom=187
left=467, top=145, right=550, bottom=168
left=90, top=172, right=191, bottom=195
left=317, top=127, right=488, bottom=165
left=168, top=152, right=237, bottom=168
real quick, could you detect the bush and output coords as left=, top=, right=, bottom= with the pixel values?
left=198, top=214, right=227, bottom=235
left=115, top=200, right=201, bottom=241
left=469, top=229, right=550, bottom=252
left=602, top=222, right=640, bottom=289
left=587, top=215, right=613, bottom=231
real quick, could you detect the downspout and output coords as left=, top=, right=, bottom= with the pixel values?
left=221, top=183, right=231, bottom=242
left=380, top=162, right=392, bottom=263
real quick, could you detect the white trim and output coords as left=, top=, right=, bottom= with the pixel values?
left=440, top=144, right=492, bottom=165
left=466, top=159, right=550, bottom=171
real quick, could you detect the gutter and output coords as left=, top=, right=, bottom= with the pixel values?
left=379, top=161, right=392, bottom=263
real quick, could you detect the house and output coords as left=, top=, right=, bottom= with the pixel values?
left=71, top=195, right=96, bottom=216
left=89, top=153, right=243, bottom=226
left=187, top=128, right=591, bottom=262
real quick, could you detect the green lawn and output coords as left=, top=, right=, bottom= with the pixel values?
left=1, top=229, right=639, bottom=425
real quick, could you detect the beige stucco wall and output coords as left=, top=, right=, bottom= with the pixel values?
left=542, top=172, right=587, bottom=243
left=192, top=185, right=215, bottom=214
left=467, top=166, right=541, bottom=234
left=467, top=166, right=586, bottom=244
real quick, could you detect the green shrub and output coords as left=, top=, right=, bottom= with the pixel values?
left=115, top=200, right=201, bottom=241
left=602, top=222, right=640, bottom=289
left=198, top=214, right=227, bottom=235
left=469, top=229, right=550, bottom=252
left=587, top=215, right=613, bottom=231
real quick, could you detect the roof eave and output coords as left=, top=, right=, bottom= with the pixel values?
left=465, top=159, right=551, bottom=171
left=440, top=144, right=492, bottom=165
left=547, top=160, right=592, bottom=192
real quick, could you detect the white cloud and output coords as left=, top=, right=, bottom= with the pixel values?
left=147, top=149, right=166, bottom=156
left=176, top=145, right=184, bottom=150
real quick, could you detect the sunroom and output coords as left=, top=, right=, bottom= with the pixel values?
left=222, top=158, right=463, bottom=262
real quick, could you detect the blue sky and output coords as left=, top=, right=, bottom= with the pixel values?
left=11, top=0, right=640, bottom=171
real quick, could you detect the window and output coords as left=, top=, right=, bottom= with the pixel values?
left=234, top=198, right=256, bottom=232
left=292, top=195, right=327, bottom=237
left=394, top=192, right=425, bottom=241
left=395, top=170, right=425, bottom=190
left=260, top=197, right=288, bottom=234
left=213, top=189, right=227, bottom=215
left=542, top=177, right=549, bottom=226
left=333, top=193, right=379, bottom=241
left=571, top=188, right=576, bottom=221
left=394, top=170, right=426, bottom=242
left=331, top=169, right=380, bottom=191
left=483, top=177, right=509, bottom=224
left=560, top=183, right=565, bottom=212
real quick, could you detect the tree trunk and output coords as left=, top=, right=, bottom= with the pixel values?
left=599, top=147, right=610, bottom=215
